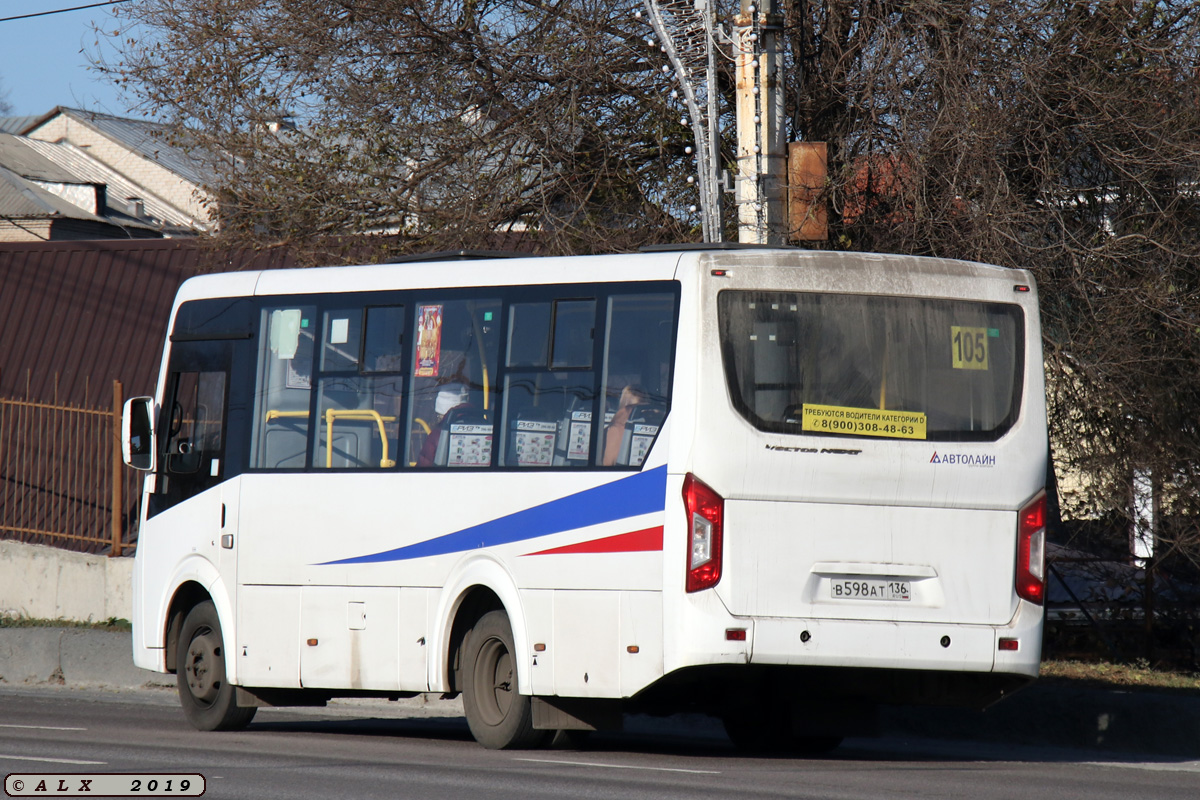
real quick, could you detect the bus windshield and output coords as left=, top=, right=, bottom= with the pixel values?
left=718, top=291, right=1024, bottom=442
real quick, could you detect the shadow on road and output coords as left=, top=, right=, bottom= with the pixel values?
left=243, top=711, right=1199, bottom=767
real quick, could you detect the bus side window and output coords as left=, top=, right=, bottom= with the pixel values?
left=599, top=293, right=676, bottom=468
left=165, top=370, right=226, bottom=476
left=250, top=306, right=317, bottom=470
left=406, top=298, right=501, bottom=468
left=501, top=299, right=597, bottom=468
left=313, top=307, right=405, bottom=469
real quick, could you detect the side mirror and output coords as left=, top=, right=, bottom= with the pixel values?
left=122, top=396, right=156, bottom=471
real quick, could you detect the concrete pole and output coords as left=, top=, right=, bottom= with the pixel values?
left=734, top=0, right=787, bottom=244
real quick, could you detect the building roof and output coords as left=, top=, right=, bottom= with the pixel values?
left=18, top=137, right=204, bottom=233
left=0, top=133, right=80, bottom=183
left=0, top=136, right=164, bottom=239
left=0, top=115, right=40, bottom=135
left=23, top=107, right=216, bottom=187
left=0, top=163, right=105, bottom=221
left=0, top=109, right=212, bottom=237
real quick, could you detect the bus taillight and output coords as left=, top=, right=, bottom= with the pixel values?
left=684, top=474, right=724, bottom=593
left=1016, top=492, right=1046, bottom=605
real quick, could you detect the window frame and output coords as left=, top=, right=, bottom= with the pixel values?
left=717, top=289, right=1026, bottom=443
left=239, top=281, right=681, bottom=473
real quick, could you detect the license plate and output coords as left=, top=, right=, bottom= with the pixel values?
left=830, top=578, right=911, bottom=601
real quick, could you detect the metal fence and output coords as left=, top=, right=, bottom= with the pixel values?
left=0, top=377, right=136, bottom=556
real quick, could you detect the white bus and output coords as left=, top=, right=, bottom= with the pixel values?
left=122, top=247, right=1048, bottom=752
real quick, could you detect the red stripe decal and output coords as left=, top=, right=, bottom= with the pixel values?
left=522, top=526, right=664, bottom=556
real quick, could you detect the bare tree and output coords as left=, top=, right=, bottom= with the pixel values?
left=95, top=0, right=711, bottom=259
left=0, top=76, right=12, bottom=116
left=782, top=2, right=1200, bottom=662
left=782, top=1, right=1200, bottom=521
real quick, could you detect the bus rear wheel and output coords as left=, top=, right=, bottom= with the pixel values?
left=176, top=601, right=256, bottom=732
left=461, top=610, right=549, bottom=750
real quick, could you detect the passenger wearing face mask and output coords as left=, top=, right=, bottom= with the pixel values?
left=418, top=383, right=471, bottom=467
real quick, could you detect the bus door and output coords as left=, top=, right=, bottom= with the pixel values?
left=145, top=339, right=239, bottom=637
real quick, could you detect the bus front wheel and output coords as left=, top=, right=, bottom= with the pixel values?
left=461, top=610, right=549, bottom=749
left=176, top=600, right=256, bottom=732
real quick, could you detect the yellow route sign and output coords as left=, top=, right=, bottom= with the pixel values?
left=951, top=325, right=989, bottom=370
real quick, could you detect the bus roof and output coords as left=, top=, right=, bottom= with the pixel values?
left=170, top=248, right=1032, bottom=309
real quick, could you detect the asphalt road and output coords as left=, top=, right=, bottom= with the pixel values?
left=1, top=686, right=1198, bottom=800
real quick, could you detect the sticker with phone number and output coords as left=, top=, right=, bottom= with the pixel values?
left=801, top=404, right=927, bottom=440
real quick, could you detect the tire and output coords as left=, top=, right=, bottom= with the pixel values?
left=461, top=610, right=549, bottom=750
left=722, top=706, right=842, bottom=756
left=176, top=601, right=256, bottom=732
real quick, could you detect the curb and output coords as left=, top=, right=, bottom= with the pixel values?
left=1, top=629, right=1196, bottom=757
left=0, top=628, right=172, bottom=690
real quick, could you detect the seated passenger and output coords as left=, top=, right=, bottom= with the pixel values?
left=603, top=385, right=646, bottom=466
left=418, top=383, right=471, bottom=466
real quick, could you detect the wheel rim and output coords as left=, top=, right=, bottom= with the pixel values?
left=184, top=625, right=223, bottom=707
left=472, top=635, right=514, bottom=726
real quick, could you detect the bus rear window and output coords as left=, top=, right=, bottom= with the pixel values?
left=718, top=291, right=1024, bottom=441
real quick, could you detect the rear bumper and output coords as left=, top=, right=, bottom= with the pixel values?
left=666, top=593, right=1043, bottom=701
left=751, top=599, right=1042, bottom=677
left=644, top=603, right=1042, bottom=713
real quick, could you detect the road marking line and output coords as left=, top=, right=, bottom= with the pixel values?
left=0, top=724, right=87, bottom=732
left=0, top=754, right=106, bottom=765
left=1087, top=761, right=1200, bottom=774
left=514, top=757, right=720, bottom=775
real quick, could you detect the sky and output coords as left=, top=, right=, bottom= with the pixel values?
left=0, top=0, right=135, bottom=119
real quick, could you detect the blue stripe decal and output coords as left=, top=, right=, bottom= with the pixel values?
left=318, top=466, right=668, bottom=565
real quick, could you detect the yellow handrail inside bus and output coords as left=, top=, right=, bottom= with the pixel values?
left=879, top=336, right=889, bottom=410
left=324, top=409, right=397, bottom=468
left=471, top=304, right=491, bottom=412
left=265, top=409, right=310, bottom=421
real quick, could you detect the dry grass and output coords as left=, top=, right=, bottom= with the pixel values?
left=0, top=615, right=130, bottom=631
left=1040, top=660, right=1200, bottom=694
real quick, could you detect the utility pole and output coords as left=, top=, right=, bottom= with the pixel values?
left=734, top=0, right=786, bottom=244
left=640, top=0, right=724, bottom=242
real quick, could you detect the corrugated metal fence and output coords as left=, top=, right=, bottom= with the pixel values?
left=0, top=240, right=302, bottom=559
left=0, top=373, right=136, bottom=556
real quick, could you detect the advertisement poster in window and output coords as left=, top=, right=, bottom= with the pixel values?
left=568, top=411, right=592, bottom=460
left=448, top=424, right=493, bottom=467
left=514, top=420, right=556, bottom=467
left=416, top=305, right=444, bottom=377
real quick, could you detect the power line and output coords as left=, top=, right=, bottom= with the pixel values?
left=0, top=1, right=133, bottom=24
